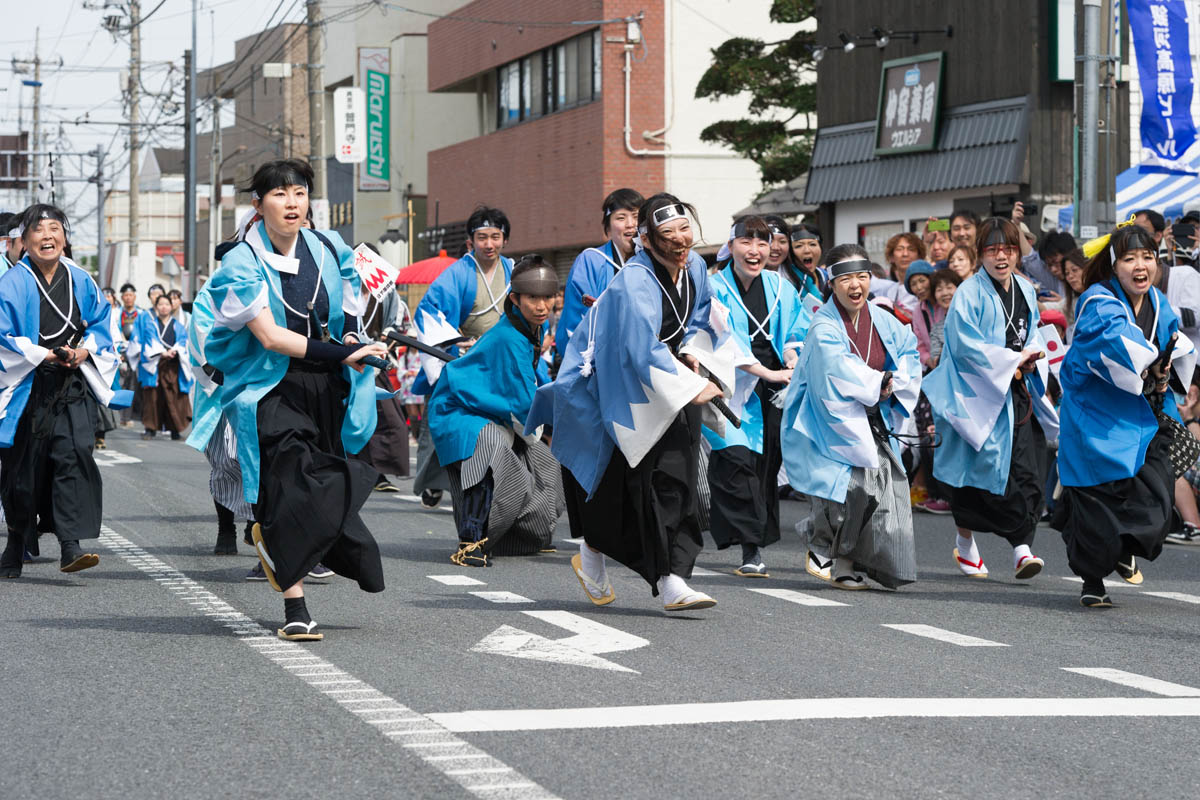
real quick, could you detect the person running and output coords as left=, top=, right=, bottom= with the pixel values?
left=411, top=206, right=515, bottom=509
left=783, top=243, right=921, bottom=590
left=429, top=255, right=563, bottom=566
left=1051, top=223, right=1196, bottom=607
left=925, top=217, right=1059, bottom=581
left=0, top=204, right=130, bottom=578
left=204, top=159, right=387, bottom=641
left=529, top=193, right=737, bottom=613
left=129, top=293, right=193, bottom=441
left=705, top=216, right=809, bottom=577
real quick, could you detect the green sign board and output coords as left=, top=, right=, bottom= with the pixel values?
left=358, top=48, right=390, bottom=191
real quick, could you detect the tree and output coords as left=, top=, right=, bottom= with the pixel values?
left=694, top=0, right=817, bottom=187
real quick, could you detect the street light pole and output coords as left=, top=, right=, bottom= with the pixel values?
left=306, top=0, right=327, bottom=199
left=185, top=0, right=198, bottom=299
left=1079, top=0, right=1101, bottom=233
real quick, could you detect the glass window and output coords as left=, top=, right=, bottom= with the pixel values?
left=521, top=57, right=531, bottom=121
left=497, top=62, right=520, bottom=128
left=578, top=34, right=592, bottom=103
left=493, top=31, right=599, bottom=130
left=524, top=52, right=543, bottom=119
left=544, top=45, right=556, bottom=112
left=592, top=30, right=602, bottom=97
left=556, top=43, right=568, bottom=109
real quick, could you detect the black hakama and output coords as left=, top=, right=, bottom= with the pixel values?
left=353, top=370, right=411, bottom=478
left=1052, top=419, right=1176, bottom=581
left=0, top=366, right=103, bottom=548
left=950, top=379, right=1047, bottom=547
left=707, top=381, right=783, bottom=550
left=253, top=360, right=384, bottom=592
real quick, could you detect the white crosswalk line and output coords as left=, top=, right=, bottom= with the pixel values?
left=1063, top=668, right=1200, bottom=696
left=882, top=624, right=1008, bottom=647
left=470, top=591, right=533, bottom=604
left=747, top=588, right=849, bottom=607
left=1061, top=576, right=1138, bottom=590
left=1143, top=591, right=1200, bottom=605
left=428, top=575, right=486, bottom=586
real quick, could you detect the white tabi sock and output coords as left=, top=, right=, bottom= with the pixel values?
left=657, top=573, right=689, bottom=605
left=579, top=544, right=607, bottom=585
left=956, top=533, right=979, bottom=562
left=1013, top=544, right=1033, bottom=568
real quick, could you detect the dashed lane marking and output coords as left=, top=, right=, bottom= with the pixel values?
left=1061, top=577, right=1138, bottom=590
left=881, top=624, right=1008, bottom=647
left=470, top=591, right=534, bottom=604
left=1143, top=591, right=1200, bottom=605
left=1062, top=669, right=1200, bottom=697
left=747, top=588, right=849, bottom=607
left=428, top=575, right=486, bottom=586
left=95, top=525, right=559, bottom=800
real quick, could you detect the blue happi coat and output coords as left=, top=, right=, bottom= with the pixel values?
left=0, top=256, right=130, bottom=447
left=781, top=299, right=921, bottom=503
left=185, top=287, right=223, bottom=453
left=924, top=270, right=1059, bottom=494
left=128, top=310, right=193, bottom=393
left=411, top=251, right=515, bottom=394
left=526, top=250, right=738, bottom=497
left=555, top=240, right=626, bottom=362
left=428, top=309, right=550, bottom=466
left=1058, top=280, right=1196, bottom=486
left=203, top=224, right=376, bottom=503
left=703, top=264, right=811, bottom=454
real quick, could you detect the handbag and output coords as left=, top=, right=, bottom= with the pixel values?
left=1157, top=410, right=1200, bottom=479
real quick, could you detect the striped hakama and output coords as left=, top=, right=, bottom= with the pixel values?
left=447, top=422, right=563, bottom=557
left=205, top=414, right=253, bottom=520
left=800, top=429, right=917, bottom=589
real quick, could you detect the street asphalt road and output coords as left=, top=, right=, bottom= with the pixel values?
left=6, top=428, right=1200, bottom=799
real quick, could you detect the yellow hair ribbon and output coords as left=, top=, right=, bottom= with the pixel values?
left=1080, top=214, right=1139, bottom=260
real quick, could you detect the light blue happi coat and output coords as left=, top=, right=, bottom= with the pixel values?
left=185, top=287, right=223, bottom=453
left=703, top=264, right=811, bottom=454
left=203, top=225, right=377, bottom=504
left=411, top=251, right=514, bottom=394
left=526, top=250, right=738, bottom=497
left=781, top=299, right=921, bottom=503
left=428, top=310, right=549, bottom=466
left=0, top=256, right=130, bottom=447
left=1058, top=280, right=1195, bottom=487
left=555, top=240, right=625, bottom=362
left=128, top=309, right=194, bottom=393
left=924, top=270, right=1059, bottom=494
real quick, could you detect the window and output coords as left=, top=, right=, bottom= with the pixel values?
left=494, top=29, right=600, bottom=130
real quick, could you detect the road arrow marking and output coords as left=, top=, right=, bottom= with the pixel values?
left=471, top=611, right=649, bottom=673
left=94, top=449, right=143, bottom=467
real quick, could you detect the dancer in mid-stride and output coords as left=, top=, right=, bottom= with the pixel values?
left=205, top=159, right=387, bottom=641
left=1051, top=222, right=1196, bottom=607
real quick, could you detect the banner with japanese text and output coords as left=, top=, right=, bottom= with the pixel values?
left=1130, top=0, right=1195, bottom=160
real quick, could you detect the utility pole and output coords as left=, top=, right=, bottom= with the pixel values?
left=128, top=0, right=141, bottom=261
left=184, top=47, right=196, bottom=299
left=209, top=96, right=221, bottom=275
left=1079, top=0, right=1100, bottom=234
left=94, top=146, right=105, bottom=284
left=306, top=0, right=327, bottom=199
left=30, top=28, right=41, bottom=203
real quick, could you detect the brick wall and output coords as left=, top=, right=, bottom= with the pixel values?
left=428, top=0, right=602, bottom=91
left=426, top=0, right=665, bottom=254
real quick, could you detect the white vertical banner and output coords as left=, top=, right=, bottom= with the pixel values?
left=311, top=198, right=330, bottom=231
left=357, top=47, right=391, bottom=192
left=334, top=87, right=366, bottom=164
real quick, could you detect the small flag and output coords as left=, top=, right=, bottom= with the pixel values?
left=353, top=244, right=399, bottom=302
left=1039, top=323, right=1067, bottom=377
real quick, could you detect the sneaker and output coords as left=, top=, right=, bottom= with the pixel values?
left=420, top=489, right=443, bottom=508
left=307, top=563, right=334, bottom=580
left=734, top=561, right=769, bottom=578
left=954, top=547, right=988, bottom=578
left=805, top=551, right=833, bottom=581
left=917, top=498, right=952, bottom=514
left=374, top=478, right=400, bottom=493
left=245, top=562, right=268, bottom=581
left=1166, top=522, right=1200, bottom=546
left=59, top=540, right=100, bottom=573
left=1014, top=554, right=1044, bottom=580
left=1114, top=555, right=1143, bottom=585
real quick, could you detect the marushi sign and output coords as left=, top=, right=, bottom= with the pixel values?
left=358, top=47, right=390, bottom=191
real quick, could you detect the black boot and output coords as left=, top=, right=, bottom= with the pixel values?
left=243, top=520, right=255, bottom=546
left=59, top=540, right=100, bottom=573
left=213, top=501, right=238, bottom=555
left=1, top=533, right=24, bottom=579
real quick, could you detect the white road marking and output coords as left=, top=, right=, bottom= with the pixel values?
left=96, top=525, right=559, bottom=800
left=1061, top=577, right=1138, bottom=590
left=428, top=575, right=486, bottom=586
left=472, top=625, right=636, bottom=673
left=94, top=448, right=143, bottom=467
left=747, top=588, right=849, bottom=607
left=470, top=591, right=533, bottom=604
left=392, top=495, right=453, bottom=513
left=521, top=610, right=649, bottom=654
left=882, top=624, right=1007, bottom=647
left=689, top=567, right=726, bottom=577
left=1143, top=591, right=1200, bottom=605
left=428, top=697, right=1200, bottom=733
left=562, top=538, right=584, bottom=546
left=1062, top=668, right=1200, bottom=697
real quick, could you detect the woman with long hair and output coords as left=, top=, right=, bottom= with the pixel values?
left=204, top=159, right=388, bottom=641
left=1051, top=223, right=1196, bottom=607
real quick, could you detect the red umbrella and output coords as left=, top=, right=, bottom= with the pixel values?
left=395, top=249, right=456, bottom=285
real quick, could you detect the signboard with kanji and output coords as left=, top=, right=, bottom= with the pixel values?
left=874, top=51, right=944, bottom=156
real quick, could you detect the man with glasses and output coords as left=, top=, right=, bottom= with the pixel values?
left=925, top=217, right=1059, bottom=584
